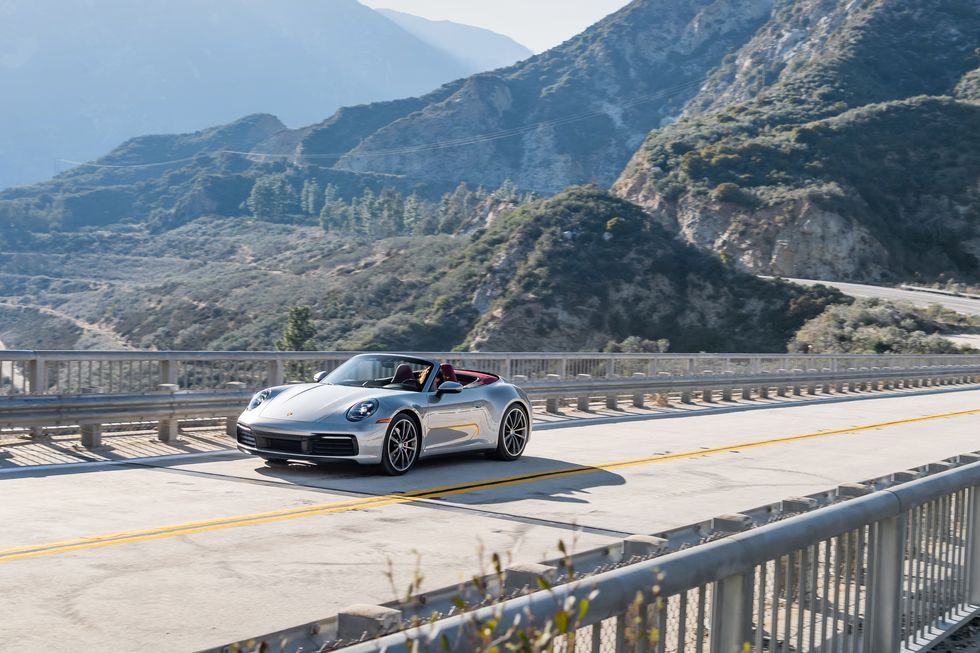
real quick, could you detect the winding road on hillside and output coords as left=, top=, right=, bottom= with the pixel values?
left=784, top=278, right=980, bottom=348
left=783, top=278, right=980, bottom=316
left=0, top=388, right=978, bottom=651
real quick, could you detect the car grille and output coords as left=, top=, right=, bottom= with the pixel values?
left=311, top=436, right=358, bottom=457
left=236, top=425, right=256, bottom=447
left=238, top=426, right=357, bottom=457
left=263, top=438, right=305, bottom=454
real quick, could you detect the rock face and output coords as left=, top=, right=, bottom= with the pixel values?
left=615, top=0, right=980, bottom=282
left=438, top=187, right=843, bottom=352
left=956, top=67, right=980, bottom=101
left=664, top=195, right=891, bottom=280
left=325, top=0, right=777, bottom=193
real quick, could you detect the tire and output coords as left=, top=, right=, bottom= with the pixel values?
left=381, top=414, right=421, bottom=476
left=490, top=404, right=529, bottom=461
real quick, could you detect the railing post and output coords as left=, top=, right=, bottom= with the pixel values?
left=80, top=424, right=102, bottom=449
left=159, top=358, right=178, bottom=386
left=27, top=357, right=47, bottom=395
left=576, top=374, right=591, bottom=412
left=266, top=359, right=284, bottom=387
left=970, top=486, right=980, bottom=605
left=157, top=383, right=180, bottom=443
left=502, top=357, right=514, bottom=379
left=870, top=514, right=905, bottom=652
left=632, top=372, right=646, bottom=408
left=226, top=382, right=246, bottom=436
left=710, top=572, right=750, bottom=653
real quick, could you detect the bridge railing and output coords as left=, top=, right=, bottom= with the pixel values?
left=332, top=461, right=980, bottom=653
left=2, top=350, right=979, bottom=396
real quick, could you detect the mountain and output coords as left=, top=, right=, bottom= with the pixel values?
left=0, top=187, right=843, bottom=353
left=614, top=0, right=980, bottom=282
left=323, top=0, right=776, bottom=193
left=0, top=0, right=530, bottom=191
left=376, top=9, right=533, bottom=73
left=1, top=0, right=782, bottom=219
left=1, top=0, right=979, bottom=353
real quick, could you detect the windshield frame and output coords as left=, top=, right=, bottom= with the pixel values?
left=321, top=354, right=438, bottom=393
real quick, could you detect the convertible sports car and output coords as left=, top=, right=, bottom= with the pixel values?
left=235, top=354, right=532, bottom=475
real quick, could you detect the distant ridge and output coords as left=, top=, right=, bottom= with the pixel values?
left=377, top=9, right=533, bottom=73
left=0, top=0, right=529, bottom=190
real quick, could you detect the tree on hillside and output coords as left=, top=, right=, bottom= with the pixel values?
left=300, top=179, right=322, bottom=216
left=276, top=305, right=318, bottom=380
left=319, top=184, right=348, bottom=231
left=246, top=174, right=298, bottom=219
left=276, top=306, right=318, bottom=351
left=374, top=187, right=405, bottom=237
left=604, top=336, right=671, bottom=353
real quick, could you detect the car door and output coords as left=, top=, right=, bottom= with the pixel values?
left=422, top=388, right=485, bottom=453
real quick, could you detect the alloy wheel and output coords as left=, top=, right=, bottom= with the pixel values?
left=502, top=407, right=528, bottom=457
left=386, top=418, right=419, bottom=473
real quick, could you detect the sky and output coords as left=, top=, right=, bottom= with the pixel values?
left=359, top=0, right=632, bottom=52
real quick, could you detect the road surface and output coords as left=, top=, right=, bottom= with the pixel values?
left=0, top=388, right=978, bottom=651
left=784, top=278, right=980, bottom=316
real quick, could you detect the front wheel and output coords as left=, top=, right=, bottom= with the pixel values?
left=381, top=415, right=421, bottom=475
left=490, top=405, right=529, bottom=461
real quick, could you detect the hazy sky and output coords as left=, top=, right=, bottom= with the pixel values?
left=360, top=0, right=632, bottom=52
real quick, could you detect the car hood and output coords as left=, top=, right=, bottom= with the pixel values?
left=254, top=383, right=408, bottom=422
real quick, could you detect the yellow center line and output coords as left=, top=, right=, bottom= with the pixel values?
left=1, top=407, right=978, bottom=563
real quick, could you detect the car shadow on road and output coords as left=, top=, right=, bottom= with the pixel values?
left=253, top=453, right=626, bottom=506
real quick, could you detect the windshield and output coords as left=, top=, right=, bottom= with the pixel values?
left=322, top=355, right=434, bottom=392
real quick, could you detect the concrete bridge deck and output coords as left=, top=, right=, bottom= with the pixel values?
left=1, top=388, right=978, bottom=651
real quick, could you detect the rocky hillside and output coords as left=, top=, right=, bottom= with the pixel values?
left=6, top=0, right=977, bottom=259
left=615, top=0, right=980, bottom=282
left=327, top=0, right=775, bottom=193
left=0, top=188, right=843, bottom=353
left=442, top=188, right=844, bottom=352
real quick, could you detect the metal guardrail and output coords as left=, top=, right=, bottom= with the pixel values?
left=2, top=350, right=980, bottom=397
left=0, top=351, right=978, bottom=447
left=321, top=461, right=980, bottom=653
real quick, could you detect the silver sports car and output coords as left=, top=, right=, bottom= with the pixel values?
left=235, top=354, right=532, bottom=475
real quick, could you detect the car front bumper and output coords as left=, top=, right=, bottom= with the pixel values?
left=234, top=419, right=388, bottom=465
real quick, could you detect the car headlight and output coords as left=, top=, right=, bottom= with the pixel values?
left=346, top=399, right=379, bottom=422
left=248, top=389, right=273, bottom=411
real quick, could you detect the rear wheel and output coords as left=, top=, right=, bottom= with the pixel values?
left=490, top=405, right=529, bottom=461
left=381, top=414, right=421, bottom=475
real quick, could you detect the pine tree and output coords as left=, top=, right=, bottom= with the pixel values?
left=276, top=306, right=317, bottom=351
left=357, top=189, right=376, bottom=235
left=494, top=179, right=520, bottom=202
left=319, top=184, right=344, bottom=231
left=276, top=305, right=318, bottom=380
left=247, top=174, right=298, bottom=219
left=375, top=187, right=405, bottom=237
left=300, top=179, right=322, bottom=215
left=403, top=193, right=422, bottom=234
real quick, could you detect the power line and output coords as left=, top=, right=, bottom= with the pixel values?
left=58, top=155, right=202, bottom=169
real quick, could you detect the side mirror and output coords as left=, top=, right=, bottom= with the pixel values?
left=436, top=381, right=463, bottom=396
left=313, top=371, right=329, bottom=383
